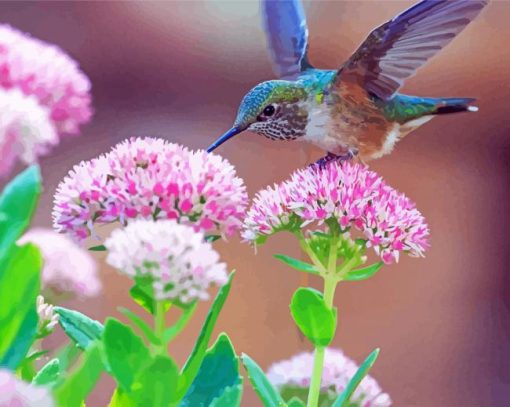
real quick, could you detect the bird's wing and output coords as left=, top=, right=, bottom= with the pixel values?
left=261, top=0, right=310, bottom=79
left=336, top=0, right=488, bottom=100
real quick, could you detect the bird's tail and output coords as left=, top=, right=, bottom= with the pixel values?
left=433, top=97, right=478, bottom=114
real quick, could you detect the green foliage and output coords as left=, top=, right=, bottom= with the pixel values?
left=332, top=348, right=380, bottom=407
left=33, top=358, right=60, bottom=386
left=290, top=288, right=337, bottom=347
left=180, top=333, right=242, bottom=407
left=274, top=254, right=319, bottom=275
left=55, top=307, right=104, bottom=350
left=280, top=387, right=335, bottom=407
left=103, top=318, right=151, bottom=392
left=0, top=165, right=41, bottom=261
left=118, top=307, right=160, bottom=345
left=53, top=343, right=104, bottom=407
left=129, top=278, right=171, bottom=315
left=162, top=302, right=197, bottom=344
left=89, top=244, right=107, bottom=251
left=287, top=397, right=306, bottom=407
left=129, top=355, right=179, bottom=406
left=241, top=353, right=285, bottom=407
left=344, top=262, right=383, bottom=281
left=179, top=272, right=235, bottom=397
left=0, top=244, right=41, bottom=369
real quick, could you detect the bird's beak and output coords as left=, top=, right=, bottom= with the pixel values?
left=207, top=126, right=243, bottom=153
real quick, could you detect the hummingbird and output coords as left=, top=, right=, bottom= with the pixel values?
left=207, top=0, right=487, bottom=164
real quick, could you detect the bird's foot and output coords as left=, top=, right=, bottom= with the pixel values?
left=313, top=149, right=358, bottom=169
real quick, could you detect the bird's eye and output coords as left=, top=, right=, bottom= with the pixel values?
left=263, top=104, right=276, bottom=117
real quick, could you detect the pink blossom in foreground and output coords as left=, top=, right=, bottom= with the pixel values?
left=0, top=88, right=57, bottom=177
left=53, top=137, right=248, bottom=241
left=19, top=228, right=101, bottom=298
left=267, top=348, right=391, bottom=407
left=243, top=161, right=429, bottom=264
left=0, top=370, right=54, bottom=407
left=105, top=219, right=228, bottom=303
left=0, top=24, right=92, bottom=135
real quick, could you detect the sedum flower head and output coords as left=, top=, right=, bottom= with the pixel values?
left=267, top=348, right=391, bottom=407
left=0, top=88, right=58, bottom=177
left=0, top=24, right=92, bottom=135
left=243, top=162, right=429, bottom=264
left=18, top=228, right=101, bottom=298
left=0, top=369, right=54, bottom=407
left=36, top=295, right=59, bottom=335
left=53, top=137, right=248, bottom=241
left=104, top=219, right=228, bottom=303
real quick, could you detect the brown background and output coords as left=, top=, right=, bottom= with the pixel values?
left=2, top=1, right=510, bottom=406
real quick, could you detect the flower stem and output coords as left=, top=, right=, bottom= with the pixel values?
left=307, top=276, right=337, bottom=407
left=307, top=224, right=339, bottom=407
left=154, top=301, right=167, bottom=355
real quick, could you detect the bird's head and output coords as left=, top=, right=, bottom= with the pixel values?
left=207, top=80, right=309, bottom=152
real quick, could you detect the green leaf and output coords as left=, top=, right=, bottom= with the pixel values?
left=55, top=307, right=104, bottom=350
left=287, top=397, right=306, bottom=407
left=180, top=333, right=242, bottom=407
left=0, top=165, right=41, bottom=261
left=88, top=245, right=106, bottom=251
left=205, top=235, right=221, bottom=243
left=274, top=254, right=319, bottom=275
left=118, top=307, right=160, bottom=345
left=33, top=358, right=60, bottom=386
left=53, top=344, right=104, bottom=407
left=344, top=262, right=383, bottom=281
left=241, top=353, right=285, bottom=407
left=129, top=279, right=171, bottom=315
left=162, top=302, right=197, bottom=344
left=179, top=272, right=235, bottom=396
left=209, top=384, right=243, bottom=407
left=290, top=288, right=337, bottom=347
left=108, top=388, right=136, bottom=407
left=54, top=342, right=81, bottom=372
left=0, top=244, right=41, bottom=369
left=332, top=348, right=380, bottom=407
left=103, top=318, right=151, bottom=392
left=130, top=355, right=179, bottom=406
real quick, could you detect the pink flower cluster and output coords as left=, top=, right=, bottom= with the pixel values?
left=53, top=137, right=248, bottom=241
left=267, top=348, right=391, bottom=407
left=105, top=220, right=228, bottom=303
left=19, top=228, right=101, bottom=298
left=0, top=25, right=92, bottom=177
left=0, top=24, right=92, bottom=135
left=243, top=161, right=429, bottom=264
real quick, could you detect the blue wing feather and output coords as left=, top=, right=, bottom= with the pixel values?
left=261, top=0, right=310, bottom=79
left=337, top=0, right=488, bottom=99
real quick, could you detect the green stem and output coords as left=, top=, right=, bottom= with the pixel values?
left=307, top=277, right=337, bottom=407
left=154, top=301, right=167, bottom=355
left=296, top=231, right=327, bottom=274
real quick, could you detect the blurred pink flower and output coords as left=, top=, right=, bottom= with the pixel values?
left=105, top=219, right=228, bottom=303
left=0, top=24, right=92, bottom=136
left=19, top=228, right=101, bottom=298
left=53, top=137, right=248, bottom=240
left=243, top=161, right=429, bottom=264
left=0, top=369, right=54, bottom=407
left=0, top=88, right=57, bottom=177
left=267, top=348, right=391, bottom=407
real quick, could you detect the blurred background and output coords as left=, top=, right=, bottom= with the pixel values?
left=2, top=1, right=509, bottom=405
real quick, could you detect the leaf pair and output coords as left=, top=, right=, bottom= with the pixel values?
left=274, top=254, right=383, bottom=282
